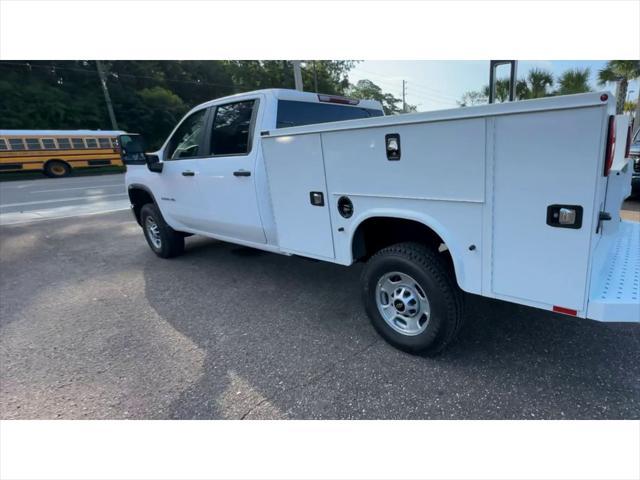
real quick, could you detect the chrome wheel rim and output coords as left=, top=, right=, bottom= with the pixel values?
left=375, top=271, right=431, bottom=336
left=145, top=216, right=162, bottom=249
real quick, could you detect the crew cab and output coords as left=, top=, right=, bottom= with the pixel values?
left=119, top=88, right=639, bottom=355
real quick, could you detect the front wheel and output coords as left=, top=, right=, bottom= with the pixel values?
left=361, top=242, right=464, bottom=355
left=140, top=203, right=185, bottom=258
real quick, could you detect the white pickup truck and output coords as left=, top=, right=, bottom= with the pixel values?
left=119, top=88, right=639, bottom=355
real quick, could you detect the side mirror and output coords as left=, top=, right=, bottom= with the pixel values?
left=118, top=134, right=163, bottom=173
left=146, top=154, right=163, bottom=173
left=118, top=134, right=147, bottom=165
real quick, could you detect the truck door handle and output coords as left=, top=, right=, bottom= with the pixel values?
left=181, top=170, right=195, bottom=176
left=233, top=170, right=251, bottom=177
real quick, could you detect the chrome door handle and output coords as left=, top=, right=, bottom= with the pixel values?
left=182, top=170, right=195, bottom=176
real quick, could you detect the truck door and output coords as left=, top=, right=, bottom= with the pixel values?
left=155, top=107, right=209, bottom=230
left=192, top=99, right=267, bottom=244
left=261, top=133, right=335, bottom=260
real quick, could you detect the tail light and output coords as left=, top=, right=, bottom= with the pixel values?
left=603, top=115, right=616, bottom=176
left=625, top=120, right=633, bottom=158
left=318, top=94, right=359, bottom=105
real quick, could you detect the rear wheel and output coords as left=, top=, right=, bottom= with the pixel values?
left=44, top=160, right=70, bottom=178
left=140, top=203, right=184, bottom=258
left=361, top=242, right=464, bottom=355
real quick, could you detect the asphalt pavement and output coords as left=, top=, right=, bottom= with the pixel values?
left=0, top=173, right=128, bottom=225
left=1, top=182, right=639, bottom=419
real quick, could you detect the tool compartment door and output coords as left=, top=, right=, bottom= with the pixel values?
left=262, top=133, right=335, bottom=260
left=491, top=106, right=605, bottom=311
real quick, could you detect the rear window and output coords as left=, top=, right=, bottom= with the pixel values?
left=276, top=100, right=383, bottom=129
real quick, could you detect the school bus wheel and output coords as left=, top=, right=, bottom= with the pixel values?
left=44, top=160, right=71, bottom=178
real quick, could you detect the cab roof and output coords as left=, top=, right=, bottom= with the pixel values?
left=196, top=88, right=384, bottom=111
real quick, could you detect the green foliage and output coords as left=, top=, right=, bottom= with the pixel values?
left=348, top=79, right=416, bottom=115
left=557, top=68, right=591, bottom=95
left=598, top=60, right=640, bottom=113
left=458, top=90, right=488, bottom=107
left=522, top=68, right=554, bottom=99
left=0, top=60, right=363, bottom=149
left=461, top=65, right=603, bottom=106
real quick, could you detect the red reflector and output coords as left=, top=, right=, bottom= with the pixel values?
left=600, top=93, right=608, bottom=101
left=553, top=306, right=577, bottom=316
left=604, top=115, right=616, bottom=176
left=318, top=94, right=359, bottom=105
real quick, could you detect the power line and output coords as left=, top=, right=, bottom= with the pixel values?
left=354, top=66, right=459, bottom=102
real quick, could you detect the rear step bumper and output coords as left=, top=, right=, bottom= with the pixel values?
left=587, top=220, right=640, bottom=322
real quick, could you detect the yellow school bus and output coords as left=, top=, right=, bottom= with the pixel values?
left=0, top=130, right=126, bottom=178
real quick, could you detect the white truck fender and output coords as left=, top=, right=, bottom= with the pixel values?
left=345, top=208, right=469, bottom=291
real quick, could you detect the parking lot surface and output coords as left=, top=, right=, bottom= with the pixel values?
left=1, top=195, right=639, bottom=419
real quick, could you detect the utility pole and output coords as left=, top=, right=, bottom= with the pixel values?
left=402, top=80, right=406, bottom=113
left=96, top=60, right=118, bottom=130
left=292, top=61, right=303, bottom=91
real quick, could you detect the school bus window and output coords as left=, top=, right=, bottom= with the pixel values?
left=110, top=138, right=118, bottom=148
left=71, top=138, right=84, bottom=149
left=42, top=138, right=56, bottom=149
left=98, top=138, right=111, bottom=148
left=25, top=138, right=41, bottom=150
left=9, top=139, right=25, bottom=150
left=85, top=138, right=98, bottom=148
left=57, top=138, right=71, bottom=149
left=0, top=139, right=7, bottom=150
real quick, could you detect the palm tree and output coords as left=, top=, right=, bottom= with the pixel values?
left=525, top=68, right=554, bottom=99
left=597, top=60, right=640, bottom=113
left=482, top=79, right=511, bottom=103
left=557, top=68, right=591, bottom=95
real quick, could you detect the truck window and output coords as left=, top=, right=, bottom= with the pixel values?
left=209, top=100, right=255, bottom=156
left=166, top=109, right=207, bottom=160
left=276, top=100, right=383, bottom=128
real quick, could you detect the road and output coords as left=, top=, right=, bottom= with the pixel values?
left=0, top=174, right=128, bottom=225
left=0, top=176, right=639, bottom=419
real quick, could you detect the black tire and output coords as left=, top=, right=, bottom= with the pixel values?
left=44, top=160, right=71, bottom=178
left=139, top=203, right=185, bottom=258
left=361, top=242, right=464, bottom=355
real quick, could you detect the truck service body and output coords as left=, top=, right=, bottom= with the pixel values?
left=122, top=88, right=639, bottom=354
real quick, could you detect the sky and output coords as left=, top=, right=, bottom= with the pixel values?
left=347, top=60, right=640, bottom=111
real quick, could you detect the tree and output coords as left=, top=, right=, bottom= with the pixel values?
left=482, top=79, right=511, bottom=103
left=347, top=79, right=416, bottom=115
left=557, top=68, right=591, bottom=95
left=520, top=68, right=554, bottom=99
left=597, top=60, right=640, bottom=114
left=458, top=90, right=487, bottom=107
left=0, top=60, right=374, bottom=148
